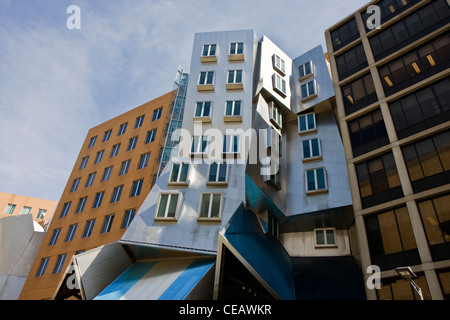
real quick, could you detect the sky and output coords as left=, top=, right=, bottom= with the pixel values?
left=0, top=0, right=369, bottom=202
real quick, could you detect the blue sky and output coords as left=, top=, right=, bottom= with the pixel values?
left=0, top=0, right=369, bottom=201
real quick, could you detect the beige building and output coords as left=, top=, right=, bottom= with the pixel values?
left=19, top=90, right=176, bottom=300
left=325, top=0, right=449, bottom=299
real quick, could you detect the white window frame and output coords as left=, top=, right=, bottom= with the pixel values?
left=299, top=61, right=313, bottom=79
left=273, top=54, right=286, bottom=75
left=314, top=228, right=337, bottom=247
left=269, top=102, right=283, bottom=129
left=224, top=100, right=242, bottom=117
left=194, top=101, right=212, bottom=122
left=227, top=70, right=243, bottom=84
left=298, top=112, right=317, bottom=134
left=168, top=162, right=190, bottom=185
left=272, top=73, right=287, bottom=97
left=198, top=71, right=215, bottom=85
left=229, top=42, right=244, bottom=55
left=207, top=163, right=229, bottom=185
left=305, top=167, right=328, bottom=194
left=201, top=44, right=217, bottom=57
left=36, top=209, right=47, bottom=219
left=4, top=203, right=16, bottom=214
left=301, top=79, right=317, bottom=101
left=302, top=138, right=322, bottom=161
left=20, top=206, right=32, bottom=215
left=222, top=134, right=241, bottom=156
left=191, top=135, right=210, bottom=155
left=155, top=192, right=182, bottom=221
left=198, top=193, right=223, bottom=221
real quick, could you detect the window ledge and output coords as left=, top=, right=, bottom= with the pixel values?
left=197, top=217, right=221, bottom=223
left=298, top=73, right=314, bottom=82
left=223, top=115, right=242, bottom=123
left=200, top=56, right=217, bottom=63
left=273, top=87, right=287, bottom=98
left=168, top=182, right=188, bottom=187
left=206, top=181, right=228, bottom=187
left=306, top=189, right=328, bottom=196
left=270, top=118, right=282, bottom=130
left=221, top=152, right=241, bottom=159
left=299, top=129, right=317, bottom=135
left=197, top=84, right=215, bottom=92
left=226, top=83, right=244, bottom=91
left=274, top=66, right=286, bottom=77
left=302, top=156, right=323, bottom=163
left=154, top=217, right=178, bottom=222
left=301, top=93, right=318, bottom=103
left=315, top=244, right=338, bottom=249
left=193, top=116, right=212, bottom=123
left=228, top=54, right=244, bottom=62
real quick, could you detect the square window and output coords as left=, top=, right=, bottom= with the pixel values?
left=202, top=44, right=217, bottom=57
left=223, top=135, right=240, bottom=155
left=229, top=42, right=244, bottom=55
left=199, top=193, right=222, bottom=220
left=20, top=206, right=32, bottom=215
left=198, top=71, right=215, bottom=85
left=169, top=163, right=189, bottom=184
left=227, top=70, right=243, bottom=84
left=314, top=228, right=337, bottom=247
left=298, top=113, right=316, bottom=134
left=194, top=101, right=212, bottom=120
left=36, top=209, right=47, bottom=220
left=299, top=61, right=313, bottom=79
left=273, top=54, right=286, bottom=74
left=208, top=163, right=228, bottom=184
left=4, top=203, right=16, bottom=215
left=306, top=168, right=328, bottom=194
left=301, top=79, right=317, bottom=100
left=225, top=100, right=242, bottom=117
left=303, top=138, right=321, bottom=160
left=155, top=193, right=180, bottom=220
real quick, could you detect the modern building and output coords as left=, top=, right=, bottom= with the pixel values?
left=19, top=90, right=176, bottom=300
left=325, top=0, right=449, bottom=300
left=0, top=192, right=57, bottom=230
left=55, top=29, right=366, bottom=300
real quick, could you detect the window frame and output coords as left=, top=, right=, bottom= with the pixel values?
left=94, top=150, right=104, bottom=164
left=121, top=209, right=136, bottom=229
left=118, top=122, right=128, bottom=136
left=138, top=152, right=151, bottom=169
left=75, top=197, right=87, bottom=213
left=101, top=214, right=115, bottom=234
left=49, top=228, right=61, bottom=246
left=4, top=203, right=16, bottom=214
left=154, top=192, right=182, bottom=221
left=36, top=209, right=47, bottom=219
left=65, top=224, right=78, bottom=242
left=130, top=179, right=143, bottom=197
left=60, top=202, right=71, bottom=218
left=110, top=143, right=121, bottom=158
left=53, top=254, right=67, bottom=274
left=302, top=138, right=322, bottom=161
left=82, top=219, right=95, bottom=238
left=152, top=108, right=163, bottom=121
left=198, top=193, right=223, bottom=222
left=273, top=54, right=286, bottom=75
left=88, top=136, right=97, bottom=149
left=36, top=257, right=49, bottom=277
left=127, top=136, right=138, bottom=151
left=299, top=60, right=313, bottom=80
left=168, top=162, right=190, bottom=186
left=314, top=228, right=337, bottom=247
left=207, top=162, right=229, bottom=186
left=298, top=112, right=317, bottom=134
left=272, top=73, right=287, bottom=97
left=301, top=79, right=317, bottom=101
left=305, top=167, right=328, bottom=194
left=102, top=166, right=113, bottom=182
left=134, top=115, right=145, bottom=129
left=110, top=185, right=123, bottom=203
left=92, top=191, right=105, bottom=209
left=146, top=129, right=157, bottom=144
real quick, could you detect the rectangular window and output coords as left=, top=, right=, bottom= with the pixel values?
left=191, top=135, right=209, bottom=154
left=305, top=168, right=328, bottom=194
left=303, top=138, right=321, bottom=160
left=152, top=108, right=162, bottom=121
left=194, top=101, right=212, bottom=118
left=267, top=213, right=279, bottom=239
left=60, top=202, right=71, bottom=218
left=119, top=160, right=131, bottom=176
left=110, top=143, right=120, bottom=158
left=127, top=136, right=138, bottom=151
left=156, top=193, right=180, bottom=219
left=273, top=54, right=286, bottom=74
left=121, top=209, right=136, bottom=229
left=272, top=73, right=287, bottom=96
left=4, top=203, right=16, bottom=214
left=299, top=61, right=313, bottom=79
left=269, top=103, right=283, bottom=129
left=130, top=179, right=143, bottom=197
left=36, top=258, right=49, bottom=277
left=169, top=163, right=189, bottom=184
left=118, top=123, right=127, bottom=136
left=227, top=70, right=243, bottom=84
left=146, top=129, right=157, bottom=143
left=315, top=228, right=336, bottom=246
left=65, top=224, right=77, bottom=242
left=199, top=193, right=222, bottom=220
left=298, top=113, right=316, bottom=134
left=202, top=44, right=217, bottom=57
left=229, top=42, right=244, bottom=55
left=330, top=18, right=359, bottom=51
left=36, top=209, right=46, bottom=220
left=76, top=197, right=87, bottom=213
left=103, top=129, right=112, bottom=142
left=208, top=163, right=228, bottom=184
left=135, top=115, right=145, bottom=129
left=223, top=135, right=240, bottom=154
left=102, top=166, right=113, bottom=182
left=49, top=228, right=61, bottom=246
left=82, top=219, right=95, bottom=238
left=92, top=191, right=104, bottom=209
left=111, top=185, right=123, bottom=203
left=53, top=254, right=67, bottom=274
left=20, top=206, right=31, bottom=215
left=301, top=79, right=317, bottom=100
left=198, top=71, right=214, bottom=85
left=138, top=153, right=150, bottom=169
left=70, top=178, right=80, bottom=192
left=88, top=136, right=97, bottom=149
left=101, top=215, right=115, bottom=234
left=94, top=150, right=104, bottom=164
left=79, top=156, right=89, bottom=170
left=225, top=100, right=242, bottom=117
left=335, top=43, right=368, bottom=80
left=85, top=172, right=96, bottom=187
left=341, top=73, right=377, bottom=115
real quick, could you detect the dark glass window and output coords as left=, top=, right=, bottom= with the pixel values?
left=369, top=0, right=450, bottom=61
left=402, top=131, right=450, bottom=193
left=348, top=109, right=389, bottom=157
left=330, top=18, right=360, bottom=51
left=341, top=73, right=377, bottom=115
left=356, top=152, right=403, bottom=208
left=389, top=77, right=450, bottom=139
left=335, top=43, right=368, bottom=80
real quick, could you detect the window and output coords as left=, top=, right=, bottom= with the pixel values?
left=227, top=70, right=243, bottom=84
left=169, top=163, right=189, bottom=184
left=341, top=73, right=377, bottom=115
left=269, top=102, right=283, bottom=129
left=298, top=113, right=316, bottom=134
left=230, top=42, right=244, bottom=55
left=70, top=178, right=80, bottom=192
left=85, top=172, right=96, bottom=187
left=335, top=43, right=367, bottom=80
left=303, top=138, right=321, bottom=160
left=111, top=185, right=123, bottom=203
left=208, top=163, right=228, bottom=184
left=199, top=193, right=222, bottom=220
left=348, top=109, right=389, bottom=157
left=202, top=44, right=217, bottom=57
left=301, top=79, right=317, bottom=100
left=4, top=204, right=16, bottom=214
left=65, top=224, right=77, bottom=242
left=93, top=191, right=104, bottom=208
left=53, top=254, right=67, bottom=274
left=273, top=54, right=286, bottom=74
left=94, top=150, right=104, bottom=164
left=119, top=160, right=131, bottom=176
left=76, top=197, right=87, bottom=213
left=299, top=61, right=313, bottom=79
left=223, top=135, right=240, bottom=155
left=103, top=129, right=112, bottom=142
left=127, top=136, right=138, bottom=151
left=225, top=100, right=242, bottom=117
left=121, top=209, right=136, bottom=229
left=130, top=179, right=143, bottom=197
left=88, top=136, right=97, bottom=149
left=389, top=78, right=450, bottom=139
left=355, top=152, right=403, bottom=208
left=60, top=202, right=71, bottom=218
left=402, top=131, right=450, bottom=193
left=82, top=219, right=95, bottom=238
left=79, top=156, right=89, bottom=170
left=265, top=168, right=282, bottom=191
left=146, top=129, right=157, bottom=143
left=101, top=215, right=115, bottom=234
left=305, top=168, right=328, bottom=194
left=330, top=18, right=359, bottom=51
left=49, top=228, right=61, bottom=246
left=267, top=213, right=279, bottom=239
left=110, top=143, right=120, bottom=158
left=152, top=108, right=162, bottom=121
left=191, top=135, right=209, bottom=154
left=194, top=101, right=212, bottom=119
left=138, top=153, right=150, bottom=169
left=118, top=123, right=127, bottom=136
left=156, top=193, right=180, bottom=219
left=198, top=71, right=214, bottom=85
left=365, top=206, right=419, bottom=271
left=135, top=115, right=144, bottom=129
left=102, top=166, right=113, bottom=182
left=272, top=73, right=287, bottom=96
left=20, top=206, right=31, bottom=215
left=36, top=258, right=49, bottom=277
left=36, top=209, right=46, bottom=220
left=315, top=228, right=336, bottom=247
